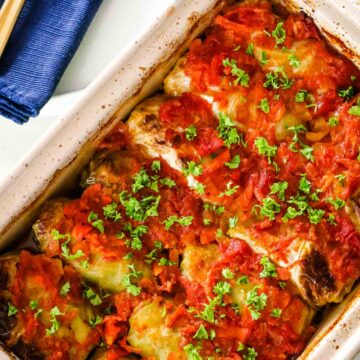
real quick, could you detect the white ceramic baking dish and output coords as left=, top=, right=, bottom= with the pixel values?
left=0, top=0, right=359, bottom=359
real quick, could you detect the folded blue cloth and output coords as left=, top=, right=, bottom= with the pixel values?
left=0, top=0, right=103, bottom=124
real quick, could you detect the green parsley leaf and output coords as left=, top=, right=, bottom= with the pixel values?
left=246, top=43, right=254, bottom=56
left=348, top=99, right=360, bottom=116
left=264, top=67, right=293, bottom=90
left=132, top=168, right=158, bottom=193
left=288, top=125, right=307, bottom=142
left=103, top=202, right=121, bottom=222
left=119, top=191, right=160, bottom=221
left=217, top=112, right=245, bottom=148
left=213, top=281, right=231, bottom=297
left=89, top=315, right=102, bottom=328
left=160, top=177, right=176, bottom=188
left=191, top=182, right=206, bottom=195
left=182, top=161, right=203, bottom=177
left=7, top=303, right=18, bottom=316
left=253, top=196, right=281, bottom=221
left=259, top=51, right=268, bottom=66
left=222, top=268, right=234, bottom=279
left=338, top=86, right=354, bottom=100
left=151, top=160, right=161, bottom=172
left=246, top=286, right=268, bottom=320
left=83, top=285, right=102, bottom=306
left=223, top=58, right=250, bottom=87
left=229, top=216, right=238, bottom=229
left=158, top=257, right=176, bottom=266
left=51, top=229, right=70, bottom=241
left=183, top=344, right=202, bottom=360
left=272, top=22, right=286, bottom=47
left=185, top=125, right=197, bottom=141
left=300, top=145, right=314, bottom=162
left=328, top=117, right=339, bottom=127
left=335, top=174, right=346, bottom=185
left=60, top=282, right=71, bottom=296
left=254, top=137, right=277, bottom=164
left=219, top=181, right=240, bottom=197
left=198, top=297, right=221, bottom=323
left=295, top=90, right=308, bottom=103
left=257, top=98, right=270, bottom=113
left=163, top=215, right=193, bottom=230
left=88, top=211, right=104, bottom=233
left=307, top=208, right=325, bottom=224
left=270, top=181, right=288, bottom=201
left=46, top=306, right=63, bottom=336
left=244, top=347, right=258, bottom=360
left=237, top=343, right=244, bottom=352
left=260, top=256, right=278, bottom=278
left=271, top=308, right=282, bottom=318
left=327, top=214, right=337, bottom=225
left=61, top=240, right=85, bottom=261
left=225, top=154, right=241, bottom=169
left=237, top=275, right=249, bottom=284
left=326, top=197, right=345, bottom=210
left=122, top=264, right=142, bottom=296
left=299, top=174, right=311, bottom=194
left=194, top=324, right=208, bottom=340
left=29, top=300, right=38, bottom=310
left=288, top=54, right=300, bottom=67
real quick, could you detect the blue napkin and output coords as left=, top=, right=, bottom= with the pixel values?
left=0, top=0, right=103, bottom=124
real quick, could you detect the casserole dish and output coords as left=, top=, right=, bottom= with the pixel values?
left=0, top=0, right=359, bottom=359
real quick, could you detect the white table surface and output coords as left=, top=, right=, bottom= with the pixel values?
left=0, top=0, right=174, bottom=183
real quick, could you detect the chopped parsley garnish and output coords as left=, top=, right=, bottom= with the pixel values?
left=217, top=112, right=245, bottom=148
left=219, top=181, right=239, bottom=197
left=51, top=229, right=70, bottom=241
left=183, top=344, right=202, bottom=360
left=259, top=51, right=268, bottom=66
left=271, top=308, right=282, bottom=318
left=327, top=214, right=337, bottom=225
left=163, top=215, right=193, bottom=230
left=295, top=90, right=308, bottom=103
left=237, top=275, right=249, bottom=284
left=29, top=300, right=38, bottom=310
left=119, top=191, right=160, bottom=221
left=193, top=324, right=208, bottom=340
left=288, top=125, right=314, bottom=162
left=335, top=174, right=346, bottom=185
left=132, top=168, right=158, bottom=193
left=122, top=264, right=142, bottom=296
left=213, top=281, right=231, bottom=297
left=204, top=203, right=225, bottom=215
left=244, top=347, right=258, bottom=360
left=88, top=211, right=105, bottom=233
left=160, top=177, right=176, bottom=187
left=145, top=241, right=162, bottom=264
left=348, top=98, right=360, bottom=116
left=158, top=257, right=176, bottom=266
left=328, top=117, right=339, bottom=127
left=338, top=86, right=354, bottom=100
left=264, top=67, right=293, bottom=90
left=46, top=306, right=63, bottom=336
left=182, top=161, right=203, bottom=177
left=326, top=197, right=345, bottom=210
left=299, top=174, right=311, bottom=194
left=246, top=43, right=254, bottom=56
left=272, top=21, right=286, bottom=47
left=246, top=286, right=268, bottom=320
left=61, top=240, right=85, bottom=261
left=198, top=297, right=221, bottom=323
left=288, top=54, right=300, bottom=67
left=228, top=216, right=238, bottom=229
left=260, top=256, right=278, bottom=278
left=279, top=281, right=287, bottom=289
left=254, top=137, right=277, bottom=164
left=270, top=181, right=288, bottom=201
left=191, top=182, right=206, bottom=195
left=7, top=303, right=18, bottom=316
left=83, top=285, right=102, bottom=305
left=222, top=58, right=250, bottom=87
left=307, top=207, right=325, bottom=224
left=185, top=125, right=197, bottom=141
left=151, top=160, right=161, bottom=172
left=222, top=268, right=234, bottom=279
left=253, top=196, right=281, bottom=221
left=124, top=223, right=148, bottom=251
left=89, top=315, right=102, bottom=328
left=257, top=98, right=270, bottom=113
left=103, top=202, right=121, bottom=222
left=60, top=282, right=71, bottom=296
left=225, top=154, right=241, bottom=169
